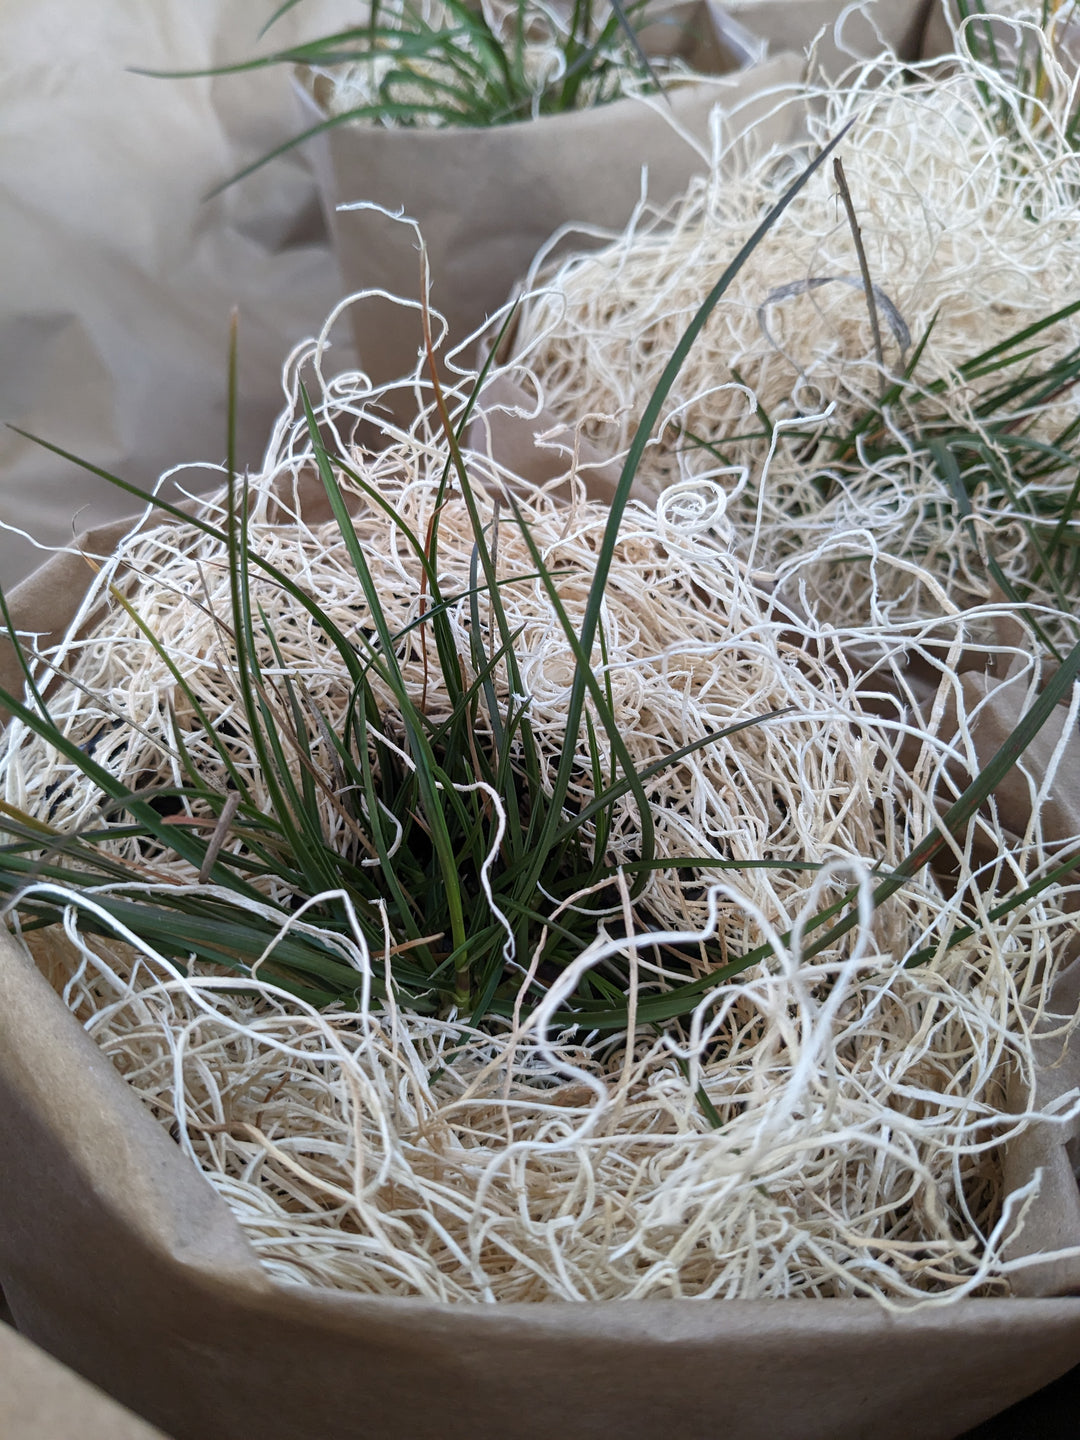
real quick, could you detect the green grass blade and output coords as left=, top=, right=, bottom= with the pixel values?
left=531, top=124, right=854, bottom=894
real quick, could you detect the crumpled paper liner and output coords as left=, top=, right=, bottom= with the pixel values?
left=297, top=4, right=805, bottom=415
left=0, top=0, right=365, bottom=590
left=0, top=1321, right=170, bottom=1440
left=2, top=497, right=1080, bottom=1439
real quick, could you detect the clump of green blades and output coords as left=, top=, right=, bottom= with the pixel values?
left=3, top=124, right=1080, bottom=1035
left=689, top=294, right=1080, bottom=663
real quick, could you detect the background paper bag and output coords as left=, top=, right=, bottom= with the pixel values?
left=0, top=1322, right=170, bottom=1440
left=2, top=515, right=1080, bottom=1440
left=299, top=6, right=804, bottom=412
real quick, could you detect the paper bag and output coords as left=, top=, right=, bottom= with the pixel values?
left=0, top=1321, right=171, bottom=1440
left=298, top=5, right=804, bottom=413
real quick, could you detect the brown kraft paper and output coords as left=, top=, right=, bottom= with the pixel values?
left=2, top=504, right=1080, bottom=1440
left=0, top=0, right=363, bottom=590
left=297, top=5, right=805, bottom=414
left=0, top=1321, right=171, bottom=1440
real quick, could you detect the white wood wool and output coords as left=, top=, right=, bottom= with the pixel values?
left=6, top=330, right=1079, bottom=1305
left=507, top=28, right=1080, bottom=631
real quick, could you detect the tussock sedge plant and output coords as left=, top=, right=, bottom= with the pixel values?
left=139, top=0, right=685, bottom=192
left=508, top=21, right=1080, bottom=656
left=2, top=119, right=1080, bottom=1303
left=0, top=131, right=870, bottom=1029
